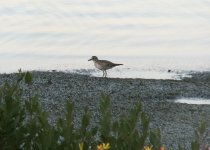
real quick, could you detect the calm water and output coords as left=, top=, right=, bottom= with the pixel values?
left=175, top=98, right=210, bottom=105
left=0, top=0, right=210, bottom=79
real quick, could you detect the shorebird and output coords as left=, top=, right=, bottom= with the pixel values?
left=88, top=56, right=123, bottom=77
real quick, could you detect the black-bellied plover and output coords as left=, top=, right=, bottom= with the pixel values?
left=88, top=56, right=123, bottom=77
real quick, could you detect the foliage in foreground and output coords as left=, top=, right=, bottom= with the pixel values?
left=0, top=71, right=208, bottom=150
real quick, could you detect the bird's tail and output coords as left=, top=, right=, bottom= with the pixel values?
left=114, top=63, right=123, bottom=66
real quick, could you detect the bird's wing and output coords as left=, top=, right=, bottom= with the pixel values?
left=100, top=60, right=116, bottom=68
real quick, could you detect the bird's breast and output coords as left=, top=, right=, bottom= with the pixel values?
left=94, top=62, right=104, bottom=70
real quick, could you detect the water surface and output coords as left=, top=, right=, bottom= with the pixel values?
left=175, top=98, right=210, bottom=105
left=0, top=0, right=210, bottom=79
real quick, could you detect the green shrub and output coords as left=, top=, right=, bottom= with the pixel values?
left=98, top=93, right=150, bottom=150
left=0, top=80, right=25, bottom=149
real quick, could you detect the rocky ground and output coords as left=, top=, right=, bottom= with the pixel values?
left=0, top=71, right=210, bottom=149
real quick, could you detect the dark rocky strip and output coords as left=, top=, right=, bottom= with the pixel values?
left=0, top=71, right=210, bottom=149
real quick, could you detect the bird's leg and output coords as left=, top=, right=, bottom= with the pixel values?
left=105, top=70, right=107, bottom=77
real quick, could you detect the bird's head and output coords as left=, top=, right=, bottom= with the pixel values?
left=88, top=56, right=98, bottom=61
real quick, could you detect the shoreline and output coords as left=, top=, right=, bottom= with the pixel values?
left=0, top=71, right=210, bottom=149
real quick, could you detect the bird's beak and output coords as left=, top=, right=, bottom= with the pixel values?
left=88, top=58, right=92, bottom=61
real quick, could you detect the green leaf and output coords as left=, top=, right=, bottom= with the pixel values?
left=191, top=140, right=199, bottom=150
left=198, top=122, right=206, bottom=136
left=178, top=145, right=186, bottom=150
left=150, top=129, right=161, bottom=150
left=25, top=72, right=33, bottom=85
left=99, top=93, right=111, bottom=142
left=81, top=107, right=90, bottom=130
left=91, top=127, right=98, bottom=136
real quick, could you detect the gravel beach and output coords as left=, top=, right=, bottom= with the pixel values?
left=0, top=71, right=210, bottom=149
